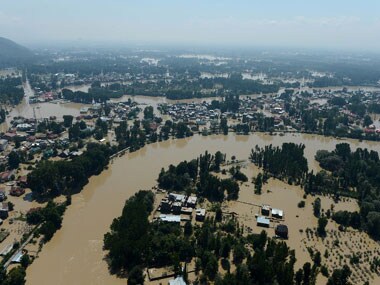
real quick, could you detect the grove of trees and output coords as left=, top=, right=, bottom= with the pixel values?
left=158, top=151, right=240, bottom=201
left=27, top=143, right=116, bottom=198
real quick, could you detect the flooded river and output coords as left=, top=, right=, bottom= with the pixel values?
left=0, top=82, right=376, bottom=284
left=26, top=133, right=380, bottom=285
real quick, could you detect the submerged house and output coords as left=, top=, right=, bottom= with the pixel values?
left=261, top=205, right=271, bottom=216
left=275, top=224, right=289, bottom=239
left=195, top=208, right=206, bottom=221
left=186, top=196, right=197, bottom=208
left=271, top=208, right=284, bottom=219
left=169, top=276, right=187, bottom=285
left=0, top=203, right=9, bottom=219
left=257, top=216, right=270, bottom=228
left=158, top=214, right=181, bottom=223
left=10, top=186, right=25, bottom=197
left=172, top=202, right=182, bottom=214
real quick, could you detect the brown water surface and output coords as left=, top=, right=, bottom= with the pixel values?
left=25, top=133, right=380, bottom=285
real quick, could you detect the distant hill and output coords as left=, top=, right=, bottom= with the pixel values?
left=0, top=37, right=35, bottom=67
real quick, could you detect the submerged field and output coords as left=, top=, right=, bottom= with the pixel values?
left=227, top=164, right=379, bottom=285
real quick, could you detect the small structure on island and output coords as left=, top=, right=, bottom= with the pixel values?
left=0, top=244, right=13, bottom=256
left=11, top=251, right=24, bottom=263
left=158, top=214, right=181, bottom=223
left=271, top=208, right=284, bottom=219
left=160, top=198, right=171, bottom=213
left=168, top=193, right=186, bottom=204
left=0, top=189, right=6, bottom=202
left=275, top=224, right=289, bottom=239
left=186, top=196, right=197, bottom=208
left=10, top=186, right=25, bottom=197
left=261, top=204, right=271, bottom=216
left=195, top=208, right=206, bottom=221
left=169, top=276, right=187, bottom=285
left=257, top=216, right=270, bottom=228
left=181, top=207, right=193, bottom=215
left=172, top=202, right=182, bottom=214
left=0, top=203, right=9, bottom=219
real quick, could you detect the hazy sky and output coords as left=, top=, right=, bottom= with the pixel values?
left=1, top=0, right=380, bottom=51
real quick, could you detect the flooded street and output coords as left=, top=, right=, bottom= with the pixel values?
left=26, top=133, right=380, bottom=285
left=0, top=80, right=221, bottom=133
left=0, top=81, right=84, bottom=132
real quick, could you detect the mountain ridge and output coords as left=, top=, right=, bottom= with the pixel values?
left=0, top=37, right=35, bottom=67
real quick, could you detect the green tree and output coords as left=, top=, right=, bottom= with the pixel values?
left=3, top=266, right=26, bottom=285
left=7, top=201, right=14, bottom=211
left=327, top=265, right=351, bottom=285
left=127, top=266, right=145, bottom=285
left=68, top=124, right=80, bottom=141
left=63, top=115, right=74, bottom=128
left=20, top=254, right=30, bottom=268
left=233, top=243, right=246, bottom=264
left=255, top=173, right=263, bottom=195
left=317, top=217, right=328, bottom=237
left=302, top=262, right=311, bottom=285
left=184, top=221, right=193, bottom=236
left=215, top=204, right=223, bottom=222
left=220, top=239, right=231, bottom=259
left=143, top=106, right=154, bottom=120
left=363, top=115, right=373, bottom=127
left=8, top=151, right=20, bottom=169
left=295, top=268, right=303, bottom=285
left=220, top=117, right=228, bottom=135
left=204, top=254, right=218, bottom=280
left=313, top=198, right=321, bottom=217
left=0, top=266, right=6, bottom=284
left=313, top=251, right=321, bottom=267
left=214, top=151, right=224, bottom=172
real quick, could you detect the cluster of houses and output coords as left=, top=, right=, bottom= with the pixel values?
left=0, top=179, right=26, bottom=220
left=29, top=91, right=57, bottom=104
left=157, top=192, right=206, bottom=223
left=157, top=88, right=380, bottom=136
left=0, top=115, right=78, bottom=160
left=256, top=204, right=288, bottom=239
left=163, top=103, right=219, bottom=125
left=159, top=96, right=285, bottom=134
left=77, top=101, right=142, bottom=127
left=1, top=129, right=71, bottom=159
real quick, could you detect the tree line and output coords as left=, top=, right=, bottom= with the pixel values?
left=249, top=143, right=308, bottom=185
left=0, top=77, right=24, bottom=105
left=61, top=86, right=124, bottom=104
left=158, top=151, right=240, bottom=201
left=309, top=143, right=380, bottom=240
left=27, top=143, right=116, bottom=198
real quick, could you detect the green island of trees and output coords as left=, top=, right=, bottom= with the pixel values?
left=61, top=81, right=125, bottom=103
left=308, top=143, right=380, bottom=240
left=27, top=143, right=117, bottom=199
left=104, top=190, right=325, bottom=285
left=249, top=143, right=308, bottom=185
left=158, top=151, right=240, bottom=201
left=103, top=149, right=355, bottom=284
left=0, top=76, right=24, bottom=123
left=248, top=142, right=380, bottom=241
left=0, top=77, right=24, bottom=105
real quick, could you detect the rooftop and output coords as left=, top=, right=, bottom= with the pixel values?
left=257, top=216, right=270, bottom=225
left=159, top=214, right=181, bottom=223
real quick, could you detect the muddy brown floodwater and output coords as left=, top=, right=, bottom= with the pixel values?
left=26, top=133, right=380, bottom=285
